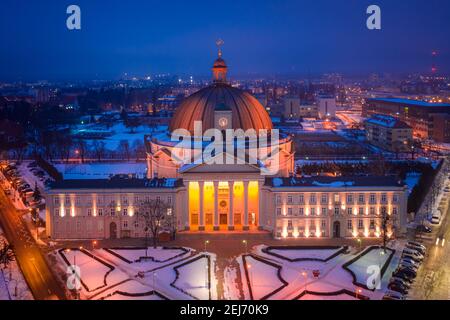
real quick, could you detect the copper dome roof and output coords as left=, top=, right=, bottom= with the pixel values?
left=169, top=45, right=273, bottom=133
left=169, top=83, right=273, bottom=133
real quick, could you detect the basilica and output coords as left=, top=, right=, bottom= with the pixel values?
left=45, top=48, right=408, bottom=241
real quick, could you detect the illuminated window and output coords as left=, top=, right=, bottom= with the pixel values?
left=358, top=220, right=364, bottom=230
left=334, top=194, right=340, bottom=203
left=347, top=220, right=352, bottom=230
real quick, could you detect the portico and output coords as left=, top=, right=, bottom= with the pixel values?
left=182, top=163, right=265, bottom=232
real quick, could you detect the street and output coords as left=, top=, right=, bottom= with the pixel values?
left=0, top=189, right=66, bottom=300
left=409, top=192, right=450, bottom=300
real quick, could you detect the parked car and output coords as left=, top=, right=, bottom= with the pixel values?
left=390, top=278, right=411, bottom=289
left=397, top=267, right=417, bottom=277
left=392, top=273, right=413, bottom=284
left=403, top=248, right=424, bottom=260
left=406, top=244, right=426, bottom=255
left=400, top=261, right=419, bottom=271
left=402, top=253, right=423, bottom=263
left=388, top=283, right=408, bottom=295
left=430, top=211, right=442, bottom=225
left=416, top=225, right=432, bottom=233
left=408, top=241, right=426, bottom=250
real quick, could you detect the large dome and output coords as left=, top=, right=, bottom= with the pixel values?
left=169, top=45, right=273, bottom=133
left=169, top=83, right=273, bottom=133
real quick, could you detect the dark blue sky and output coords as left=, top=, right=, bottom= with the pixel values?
left=1, top=0, right=449, bottom=81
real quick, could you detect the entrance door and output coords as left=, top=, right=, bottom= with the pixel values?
left=109, top=222, right=118, bottom=239
left=333, top=221, right=341, bottom=238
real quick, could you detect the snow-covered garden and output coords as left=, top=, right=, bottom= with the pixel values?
left=52, top=242, right=404, bottom=301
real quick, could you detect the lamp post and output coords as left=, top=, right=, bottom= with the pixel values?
left=92, top=240, right=97, bottom=251
left=357, top=238, right=362, bottom=251
left=247, top=263, right=253, bottom=292
left=301, top=271, right=308, bottom=292
left=356, top=288, right=362, bottom=300
left=242, top=240, right=248, bottom=255
left=152, top=272, right=157, bottom=290
left=204, top=240, right=209, bottom=253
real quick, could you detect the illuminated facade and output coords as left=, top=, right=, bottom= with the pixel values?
left=45, top=49, right=408, bottom=240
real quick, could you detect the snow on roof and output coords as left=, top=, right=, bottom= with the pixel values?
left=267, top=176, right=404, bottom=188
left=365, top=114, right=411, bottom=129
left=368, top=98, right=450, bottom=108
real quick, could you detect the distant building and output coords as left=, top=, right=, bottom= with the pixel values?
left=363, top=98, right=450, bottom=142
left=364, top=115, right=412, bottom=152
left=317, top=96, right=336, bottom=118
left=283, top=97, right=318, bottom=119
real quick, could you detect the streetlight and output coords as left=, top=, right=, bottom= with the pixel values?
left=242, top=240, right=248, bottom=255
left=247, top=263, right=253, bottom=292
left=204, top=240, right=210, bottom=252
left=92, top=240, right=97, bottom=251
left=356, top=238, right=362, bottom=251
left=152, top=272, right=157, bottom=290
left=356, top=288, right=362, bottom=300
left=301, top=271, right=308, bottom=292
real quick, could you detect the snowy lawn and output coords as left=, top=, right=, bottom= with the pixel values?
left=343, top=246, right=395, bottom=290
left=59, top=249, right=127, bottom=293
left=263, top=246, right=345, bottom=262
left=171, top=254, right=214, bottom=300
left=241, top=255, right=288, bottom=300
left=95, top=280, right=167, bottom=300
left=107, top=247, right=189, bottom=263
left=299, top=292, right=359, bottom=300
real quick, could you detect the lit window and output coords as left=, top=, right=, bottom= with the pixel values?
left=347, top=220, right=352, bottom=230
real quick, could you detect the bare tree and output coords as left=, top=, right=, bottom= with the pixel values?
left=118, top=140, right=131, bottom=161
left=75, top=139, right=88, bottom=163
left=132, top=140, right=145, bottom=161
left=0, top=240, right=15, bottom=281
left=136, top=198, right=172, bottom=249
left=92, top=140, right=107, bottom=162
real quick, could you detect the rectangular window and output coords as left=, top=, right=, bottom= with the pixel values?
left=370, top=207, right=375, bottom=216
left=134, top=221, right=139, bottom=228
left=65, top=208, right=70, bottom=217
left=310, top=207, right=316, bottom=216
left=276, top=195, right=282, bottom=205
left=87, top=208, right=92, bottom=216
left=287, top=195, right=293, bottom=205
left=276, top=208, right=282, bottom=216
left=321, top=220, right=326, bottom=228
left=334, top=194, right=340, bottom=203
left=347, top=207, right=353, bottom=216
left=123, top=220, right=128, bottom=228
left=321, top=207, right=327, bottom=216
left=321, top=194, right=328, bottom=205
left=110, top=208, right=115, bottom=216
left=65, top=197, right=70, bottom=206
left=287, top=220, right=293, bottom=229
left=299, top=207, right=304, bottom=216
left=299, top=194, right=304, bottom=204
left=347, top=194, right=353, bottom=204
left=393, top=194, right=399, bottom=203
left=168, top=196, right=172, bottom=205
left=309, top=194, right=317, bottom=205
left=54, top=197, right=60, bottom=205
left=370, top=194, right=376, bottom=204
left=359, top=207, right=364, bottom=216
left=392, top=207, right=398, bottom=215
left=123, top=208, right=128, bottom=216
left=370, top=220, right=375, bottom=230
left=55, top=208, right=60, bottom=216
left=358, top=194, right=365, bottom=204
left=347, top=220, right=352, bottom=230
left=381, top=194, right=387, bottom=203
left=287, top=208, right=293, bottom=216
left=98, top=208, right=103, bottom=217
left=334, top=207, right=340, bottom=216
left=358, top=220, right=364, bottom=229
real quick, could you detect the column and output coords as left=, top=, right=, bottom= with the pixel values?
left=213, top=181, right=219, bottom=231
left=258, top=180, right=264, bottom=231
left=185, top=187, right=190, bottom=231
left=243, top=181, right=249, bottom=231
left=228, top=181, right=234, bottom=231
left=199, top=181, right=205, bottom=231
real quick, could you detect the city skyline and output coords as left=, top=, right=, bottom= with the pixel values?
left=1, top=0, right=450, bottom=81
